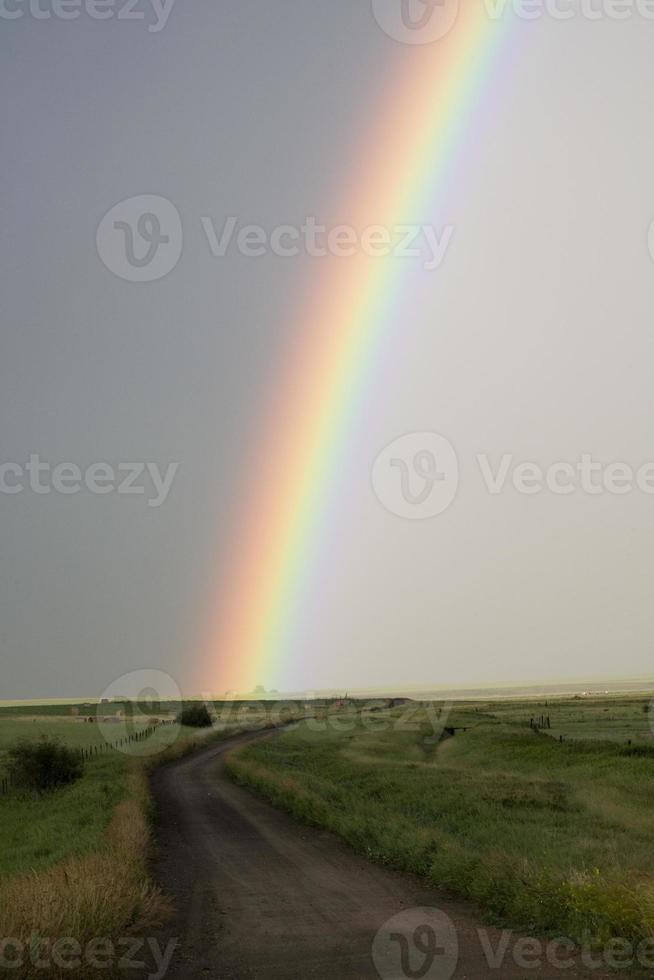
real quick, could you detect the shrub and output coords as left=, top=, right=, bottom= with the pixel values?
left=177, top=703, right=213, bottom=728
left=8, top=737, right=84, bottom=794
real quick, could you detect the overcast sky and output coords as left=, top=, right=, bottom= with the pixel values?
left=1, top=1, right=653, bottom=699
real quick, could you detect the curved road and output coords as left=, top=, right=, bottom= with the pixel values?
left=147, top=731, right=613, bottom=980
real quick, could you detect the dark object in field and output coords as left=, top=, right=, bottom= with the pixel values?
left=177, top=703, right=213, bottom=728
left=620, top=743, right=654, bottom=758
left=424, top=726, right=468, bottom=746
left=7, top=736, right=84, bottom=794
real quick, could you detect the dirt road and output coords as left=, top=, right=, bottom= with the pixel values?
left=146, top=731, right=614, bottom=980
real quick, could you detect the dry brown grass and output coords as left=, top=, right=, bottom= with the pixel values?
left=0, top=720, right=286, bottom=977
left=0, top=767, right=172, bottom=978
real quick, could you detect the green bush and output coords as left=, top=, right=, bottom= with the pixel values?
left=8, top=737, right=84, bottom=794
left=177, top=703, right=213, bottom=728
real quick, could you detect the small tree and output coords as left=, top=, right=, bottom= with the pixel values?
left=177, top=703, right=213, bottom=728
left=8, top=737, right=84, bottom=794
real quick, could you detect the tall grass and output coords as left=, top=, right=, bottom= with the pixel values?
left=0, top=769, right=171, bottom=978
left=0, top=765, right=171, bottom=978
left=0, top=716, right=282, bottom=977
left=228, top=712, right=654, bottom=946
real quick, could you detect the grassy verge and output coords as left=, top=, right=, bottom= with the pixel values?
left=227, top=707, right=654, bottom=947
left=0, top=716, right=280, bottom=977
left=0, top=766, right=170, bottom=976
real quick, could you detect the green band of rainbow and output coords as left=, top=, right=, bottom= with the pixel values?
left=200, top=5, right=514, bottom=694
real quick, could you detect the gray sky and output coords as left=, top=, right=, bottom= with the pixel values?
left=2, top=1, right=653, bottom=699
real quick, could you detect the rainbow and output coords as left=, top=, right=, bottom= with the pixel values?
left=199, top=4, right=513, bottom=694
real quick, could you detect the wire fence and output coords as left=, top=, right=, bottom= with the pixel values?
left=0, top=720, right=176, bottom=797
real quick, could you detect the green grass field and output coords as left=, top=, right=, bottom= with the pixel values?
left=0, top=716, right=148, bottom=756
left=0, top=702, right=290, bottom=978
left=3, top=692, right=654, bottom=971
left=228, top=694, right=654, bottom=947
left=0, top=716, right=181, bottom=877
left=0, top=708, right=275, bottom=878
left=0, top=746, right=131, bottom=877
left=465, top=695, right=654, bottom=743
